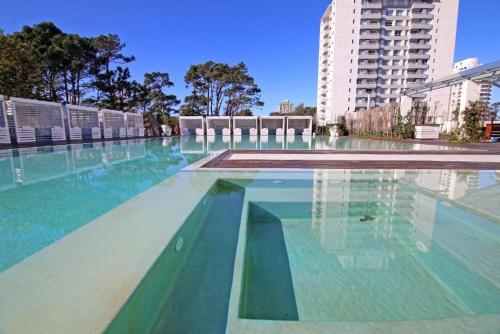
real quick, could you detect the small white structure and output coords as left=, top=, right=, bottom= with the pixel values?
left=0, top=96, right=11, bottom=144
left=260, top=116, right=285, bottom=136
left=124, top=112, right=144, bottom=138
left=99, top=109, right=126, bottom=139
left=179, top=116, right=205, bottom=136
left=65, top=104, right=101, bottom=141
left=287, top=116, right=313, bottom=136
left=10, top=97, right=66, bottom=144
left=233, top=116, right=258, bottom=136
left=206, top=116, right=231, bottom=136
left=415, top=125, right=440, bottom=140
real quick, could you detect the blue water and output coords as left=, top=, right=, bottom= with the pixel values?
left=0, top=139, right=206, bottom=272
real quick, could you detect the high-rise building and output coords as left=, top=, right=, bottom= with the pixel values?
left=316, top=0, right=459, bottom=127
left=277, top=100, right=294, bottom=114
left=443, top=58, right=493, bottom=132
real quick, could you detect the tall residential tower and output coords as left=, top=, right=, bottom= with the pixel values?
left=317, top=0, right=459, bottom=126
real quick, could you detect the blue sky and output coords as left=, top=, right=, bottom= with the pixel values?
left=1, top=0, right=499, bottom=115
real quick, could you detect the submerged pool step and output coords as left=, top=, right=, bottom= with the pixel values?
left=105, top=180, right=246, bottom=334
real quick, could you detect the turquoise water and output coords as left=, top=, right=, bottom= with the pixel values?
left=105, top=171, right=500, bottom=333
left=0, top=136, right=466, bottom=272
left=241, top=176, right=500, bottom=326
left=181, top=135, right=466, bottom=152
left=106, top=180, right=247, bottom=334
left=0, top=139, right=206, bottom=272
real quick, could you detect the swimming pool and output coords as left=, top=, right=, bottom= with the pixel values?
left=0, top=137, right=498, bottom=334
left=104, top=170, right=500, bottom=334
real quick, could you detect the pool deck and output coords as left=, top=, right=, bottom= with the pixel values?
left=202, top=143, right=500, bottom=170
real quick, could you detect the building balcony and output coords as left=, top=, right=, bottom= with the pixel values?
left=358, top=63, right=379, bottom=69
left=359, top=43, right=380, bottom=50
left=407, top=63, right=429, bottom=69
left=383, top=25, right=410, bottom=31
left=360, top=23, right=381, bottom=30
left=381, top=64, right=406, bottom=70
left=408, top=53, right=430, bottom=60
left=379, top=84, right=403, bottom=89
left=413, top=3, right=435, bottom=9
left=360, top=33, right=381, bottom=39
left=412, top=13, right=434, bottom=20
left=361, top=2, right=383, bottom=9
left=361, top=13, right=382, bottom=19
left=357, top=82, right=377, bottom=89
left=359, top=53, right=380, bottom=60
left=382, top=35, right=406, bottom=40
left=410, top=33, right=432, bottom=39
left=409, top=43, right=431, bottom=50
left=380, top=74, right=405, bottom=80
left=384, top=15, right=408, bottom=20
left=380, top=55, right=406, bottom=60
left=411, top=23, right=433, bottom=30
left=358, top=73, right=378, bottom=79
left=406, top=73, right=428, bottom=79
left=379, top=93, right=400, bottom=99
left=381, top=44, right=407, bottom=50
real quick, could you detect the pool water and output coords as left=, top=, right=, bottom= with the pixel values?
left=106, top=170, right=500, bottom=333
left=0, top=139, right=206, bottom=271
left=180, top=135, right=466, bottom=153
left=0, top=136, right=466, bottom=273
left=0, top=136, right=497, bottom=333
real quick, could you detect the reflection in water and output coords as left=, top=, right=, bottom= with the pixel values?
left=311, top=170, right=499, bottom=265
left=0, top=138, right=206, bottom=272
left=292, top=170, right=500, bottom=322
left=179, top=135, right=469, bottom=154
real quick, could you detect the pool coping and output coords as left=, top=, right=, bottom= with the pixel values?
left=0, top=169, right=222, bottom=334
left=201, top=149, right=500, bottom=170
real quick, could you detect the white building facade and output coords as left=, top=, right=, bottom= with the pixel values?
left=317, top=0, right=459, bottom=126
left=443, top=58, right=492, bottom=132
left=277, top=100, right=295, bottom=114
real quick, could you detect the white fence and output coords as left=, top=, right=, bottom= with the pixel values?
left=206, top=116, right=231, bottom=136
left=233, top=116, right=258, bottom=136
left=0, top=96, right=11, bottom=144
left=125, top=112, right=144, bottom=138
left=179, top=116, right=205, bottom=136
left=100, top=109, right=126, bottom=139
left=66, top=104, right=101, bottom=141
left=287, top=116, right=313, bottom=136
left=260, top=116, right=285, bottom=136
left=10, top=97, right=66, bottom=144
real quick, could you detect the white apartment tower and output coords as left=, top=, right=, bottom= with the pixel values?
left=443, top=58, right=492, bottom=132
left=317, top=0, right=459, bottom=126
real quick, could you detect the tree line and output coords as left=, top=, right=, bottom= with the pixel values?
left=0, top=22, right=264, bottom=129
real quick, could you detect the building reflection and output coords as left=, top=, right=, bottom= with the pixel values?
left=311, top=169, right=499, bottom=270
left=0, top=140, right=147, bottom=189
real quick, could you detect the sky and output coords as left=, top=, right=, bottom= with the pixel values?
left=0, top=0, right=499, bottom=115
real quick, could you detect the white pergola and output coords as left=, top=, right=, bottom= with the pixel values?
left=124, top=112, right=144, bottom=138
left=10, top=97, right=66, bottom=144
left=233, top=116, right=258, bottom=136
left=287, top=116, right=313, bottom=136
left=206, top=116, right=231, bottom=136
left=0, top=96, right=11, bottom=144
left=99, top=109, right=126, bottom=139
left=66, top=104, right=101, bottom=141
left=260, top=116, right=285, bottom=136
left=179, top=116, right=205, bottom=136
